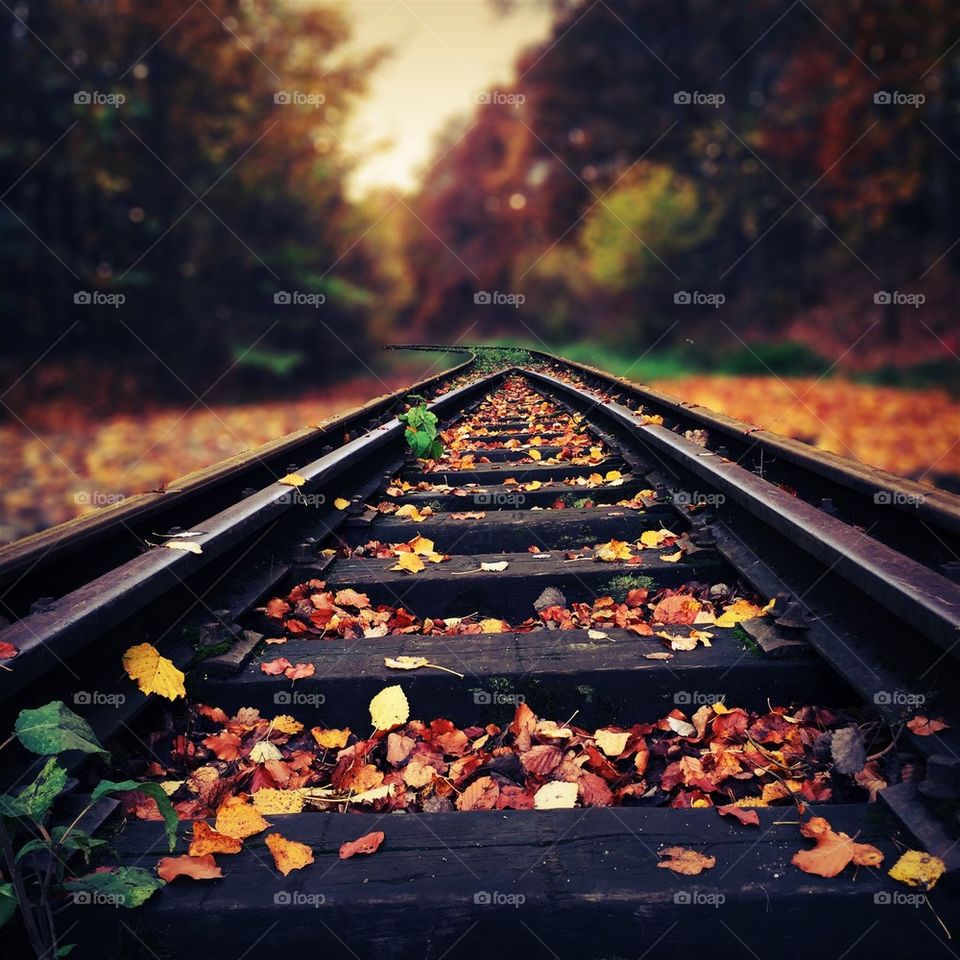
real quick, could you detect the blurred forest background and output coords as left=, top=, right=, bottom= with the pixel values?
left=1, top=0, right=958, bottom=542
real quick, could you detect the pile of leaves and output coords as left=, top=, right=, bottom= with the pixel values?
left=127, top=698, right=884, bottom=823
left=255, top=579, right=771, bottom=643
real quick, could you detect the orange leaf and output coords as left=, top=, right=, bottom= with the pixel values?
left=791, top=816, right=884, bottom=878
left=906, top=715, right=949, bottom=736
left=214, top=794, right=271, bottom=840
left=189, top=821, right=242, bottom=857
left=339, top=830, right=385, bottom=860
left=265, top=833, right=314, bottom=875
left=157, top=854, right=223, bottom=882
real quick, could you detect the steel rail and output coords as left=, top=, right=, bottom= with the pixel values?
left=525, top=367, right=960, bottom=658
left=0, top=352, right=475, bottom=589
left=0, top=372, right=499, bottom=705
left=386, top=344, right=960, bottom=538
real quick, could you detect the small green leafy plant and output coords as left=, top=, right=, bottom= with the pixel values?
left=0, top=701, right=177, bottom=959
left=398, top=397, right=443, bottom=460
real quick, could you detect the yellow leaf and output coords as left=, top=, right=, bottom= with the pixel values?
left=480, top=561, right=508, bottom=572
left=265, top=833, right=314, bottom=876
left=369, top=685, right=409, bottom=731
left=163, top=540, right=203, bottom=555
left=271, top=715, right=303, bottom=735
left=122, top=643, right=186, bottom=701
left=888, top=850, right=945, bottom=891
left=249, top=741, right=283, bottom=763
left=310, top=727, right=350, bottom=750
left=660, top=550, right=683, bottom=563
left=395, top=504, right=427, bottom=521
left=714, top=599, right=767, bottom=628
left=640, top=529, right=675, bottom=548
left=215, top=794, right=271, bottom=840
left=279, top=473, right=306, bottom=488
left=529, top=448, right=542, bottom=461
left=391, top=552, right=425, bottom=574
left=384, top=655, right=429, bottom=671
left=595, top=729, right=630, bottom=757
left=408, top=535, right=436, bottom=556
left=334, top=497, right=350, bottom=510
left=252, top=789, right=305, bottom=815
left=479, top=618, right=507, bottom=633
left=525, top=480, right=542, bottom=490
left=533, top=781, right=579, bottom=809
left=594, top=539, right=634, bottom=562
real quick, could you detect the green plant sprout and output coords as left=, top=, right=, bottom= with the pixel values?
left=0, top=701, right=177, bottom=959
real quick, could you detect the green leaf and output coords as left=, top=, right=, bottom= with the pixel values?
left=14, top=702, right=108, bottom=757
left=0, top=759, right=68, bottom=820
left=17, top=828, right=110, bottom=864
left=63, top=867, right=164, bottom=909
left=0, top=883, right=17, bottom=928
left=91, top=780, right=178, bottom=852
left=56, top=946, right=76, bottom=957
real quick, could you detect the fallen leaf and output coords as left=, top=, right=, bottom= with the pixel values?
left=260, top=658, right=292, bottom=676
left=284, top=662, right=315, bottom=681
left=906, top=716, right=949, bottom=736
left=594, top=539, right=634, bottom=562
left=311, top=727, right=351, bottom=750
left=888, top=850, right=945, bottom=891
left=339, top=831, right=385, bottom=860
left=533, top=781, right=579, bottom=809
left=791, top=816, right=883, bottom=878
left=279, top=473, right=307, bottom=488
left=595, top=729, right=630, bottom=757
left=384, top=656, right=464, bottom=678
left=657, top=847, right=716, bottom=875
left=162, top=540, right=203, bottom=555
left=0, top=641, right=19, bottom=660
left=157, top=854, right=223, bottom=882
left=392, top=552, right=425, bottom=574
left=714, top=599, right=769, bottom=628
left=334, top=497, right=351, bottom=510
left=249, top=741, right=283, bottom=763
left=122, top=643, right=186, bottom=701
left=369, top=685, right=410, bottom=731
left=189, top=821, right=242, bottom=857
left=266, top=833, right=314, bottom=875
left=271, top=715, right=303, bottom=735
left=643, top=651, right=673, bottom=661
left=214, top=794, right=271, bottom=840
left=717, top=804, right=760, bottom=827
left=480, top=561, right=509, bottom=572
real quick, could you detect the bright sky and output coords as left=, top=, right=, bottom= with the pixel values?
left=335, top=0, right=555, bottom=196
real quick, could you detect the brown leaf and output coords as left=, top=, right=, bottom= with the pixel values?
left=657, top=847, right=716, bottom=875
left=339, top=830, right=385, bottom=860
left=716, top=804, right=760, bottom=827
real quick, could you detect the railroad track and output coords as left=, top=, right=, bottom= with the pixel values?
left=1, top=350, right=959, bottom=960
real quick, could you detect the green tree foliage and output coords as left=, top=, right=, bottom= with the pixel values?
left=1, top=0, right=386, bottom=390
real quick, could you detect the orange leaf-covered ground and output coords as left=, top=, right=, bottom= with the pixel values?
left=648, top=376, right=959, bottom=483
left=0, top=375, right=956, bottom=545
